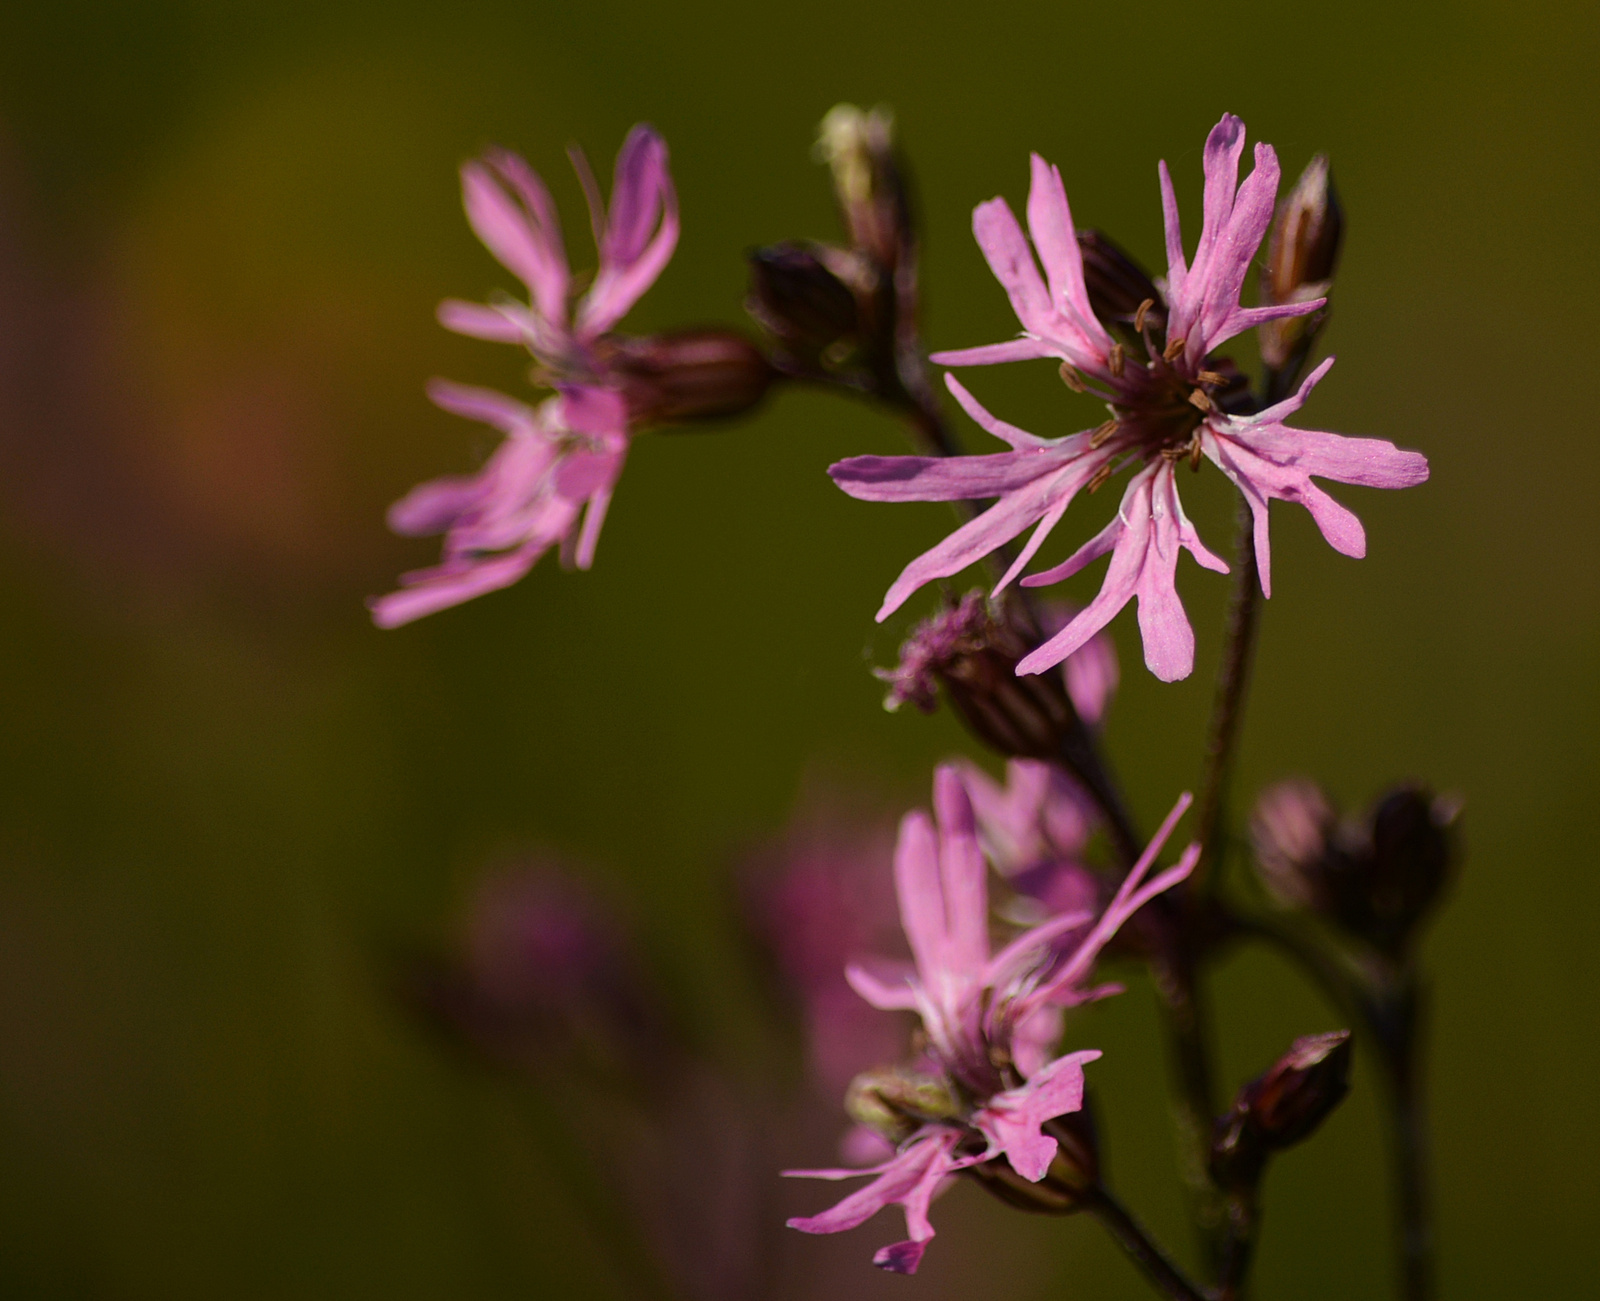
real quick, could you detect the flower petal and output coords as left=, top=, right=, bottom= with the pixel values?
left=368, top=544, right=544, bottom=629
left=931, top=337, right=1058, bottom=367
left=436, top=298, right=528, bottom=343
left=873, top=471, right=1079, bottom=620
left=459, top=156, right=569, bottom=327
left=945, top=373, right=1057, bottom=450
left=1026, top=154, right=1112, bottom=357
left=577, top=125, right=680, bottom=336
left=975, top=1048, right=1101, bottom=1181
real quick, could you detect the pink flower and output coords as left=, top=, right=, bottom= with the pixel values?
left=786, top=766, right=1198, bottom=1271
left=437, top=125, right=678, bottom=378
left=373, top=126, right=677, bottom=627
left=830, top=114, right=1428, bottom=681
left=369, top=382, right=627, bottom=628
left=785, top=1128, right=966, bottom=1276
left=956, top=758, right=1097, bottom=879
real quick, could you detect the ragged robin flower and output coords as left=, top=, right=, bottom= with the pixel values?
left=785, top=766, right=1197, bottom=1273
left=371, top=126, right=678, bottom=627
left=830, top=114, right=1428, bottom=680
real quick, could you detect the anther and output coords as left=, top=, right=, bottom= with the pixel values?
left=1058, top=363, right=1086, bottom=393
left=1197, top=369, right=1227, bottom=386
left=1089, top=419, right=1119, bottom=449
left=1188, top=388, right=1215, bottom=412
left=1163, top=335, right=1187, bottom=362
left=1134, top=298, right=1155, bottom=334
left=1190, top=437, right=1204, bottom=470
left=1109, top=342, right=1125, bottom=377
left=1086, top=462, right=1115, bottom=494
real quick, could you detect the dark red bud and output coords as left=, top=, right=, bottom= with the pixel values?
left=1362, top=785, right=1460, bottom=945
left=1212, top=1030, right=1352, bottom=1190
left=1250, top=780, right=1460, bottom=955
left=596, top=329, right=775, bottom=427
left=745, top=242, right=862, bottom=353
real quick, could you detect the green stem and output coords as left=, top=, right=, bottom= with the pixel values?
left=1086, top=1184, right=1213, bottom=1301
left=1151, top=942, right=1225, bottom=1274
left=1088, top=1184, right=1209, bottom=1292
left=1215, top=1184, right=1260, bottom=1301
left=1191, top=498, right=1261, bottom=898
left=1235, top=914, right=1434, bottom=1300
left=1373, top=976, right=1433, bottom=1301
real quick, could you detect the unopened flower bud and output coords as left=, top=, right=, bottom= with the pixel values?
left=1077, top=228, right=1166, bottom=347
left=1361, top=785, right=1460, bottom=947
left=1252, top=780, right=1461, bottom=955
left=877, top=592, right=1077, bottom=760
left=846, top=1067, right=962, bottom=1144
left=1259, top=154, right=1343, bottom=372
left=1250, top=778, right=1335, bottom=910
left=1211, top=1030, right=1352, bottom=1190
left=595, top=329, right=774, bottom=427
left=745, top=242, right=863, bottom=357
left=815, top=104, right=911, bottom=274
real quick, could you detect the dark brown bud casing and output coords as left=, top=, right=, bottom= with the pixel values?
left=597, top=329, right=775, bottom=427
left=1259, top=153, right=1344, bottom=372
left=1078, top=228, right=1167, bottom=348
left=1211, top=1030, right=1352, bottom=1190
left=745, top=243, right=862, bottom=356
left=1363, top=785, right=1460, bottom=947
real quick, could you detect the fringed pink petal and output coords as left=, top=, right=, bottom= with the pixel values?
left=577, top=125, right=680, bottom=336
left=871, top=473, right=1074, bottom=620
left=459, top=158, right=569, bottom=328
left=368, top=544, right=545, bottom=629
left=931, top=337, right=1059, bottom=367
left=932, top=766, right=989, bottom=981
left=945, top=374, right=1058, bottom=450
left=436, top=298, right=528, bottom=343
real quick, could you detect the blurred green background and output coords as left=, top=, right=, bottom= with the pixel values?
left=0, top=0, right=1594, bottom=1296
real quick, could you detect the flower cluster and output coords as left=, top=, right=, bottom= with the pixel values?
left=376, top=103, right=1445, bottom=1300
left=830, top=114, right=1429, bottom=681
left=785, top=767, right=1197, bottom=1273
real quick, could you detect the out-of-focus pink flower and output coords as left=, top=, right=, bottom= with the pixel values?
left=437, top=126, right=678, bottom=375
left=370, top=383, right=627, bottom=627
left=402, top=860, right=665, bottom=1078
left=831, top=114, right=1428, bottom=682
left=740, top=798, right=906, bottom=1101
left=955, top=758, right=1095, bottom=879
left=787, top=767, right=1198, bottom=1272
left=374, top=126, right=677, bottom=626
left=787, top=1128, right=966, bottom=1276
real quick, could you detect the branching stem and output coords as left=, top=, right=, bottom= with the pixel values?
left=1086, top=1184, right=1214, bottom=1301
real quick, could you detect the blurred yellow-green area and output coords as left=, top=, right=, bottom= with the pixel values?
left=0, top=1, right=1594, bottom=1296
